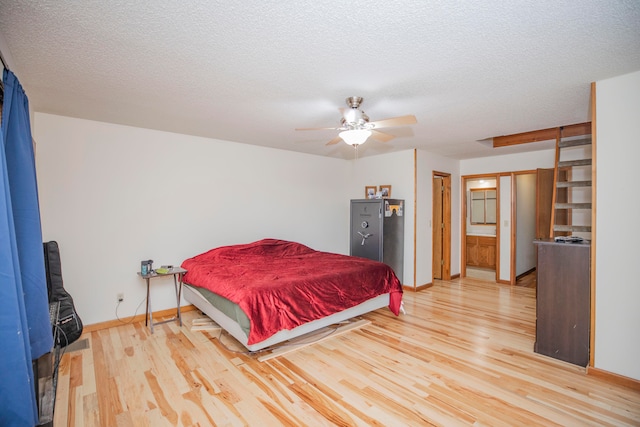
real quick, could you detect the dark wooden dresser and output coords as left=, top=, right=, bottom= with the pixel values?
left=534, top=239, right=590, bottom=367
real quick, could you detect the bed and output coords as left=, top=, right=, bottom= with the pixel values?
left=181, top=238, right=403, bottom=352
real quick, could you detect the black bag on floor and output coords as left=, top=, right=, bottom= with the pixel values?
left=43, top=241, right=83, bottom=346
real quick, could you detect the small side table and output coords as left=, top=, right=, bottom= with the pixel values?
left=137, top=267, right=187, bottom=333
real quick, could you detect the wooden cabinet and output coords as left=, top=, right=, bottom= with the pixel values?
left=466, top=235, right=496, bottom=269
left=534, top=239, right=590, bottom=366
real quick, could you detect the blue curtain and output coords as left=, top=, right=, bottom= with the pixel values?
left=0, top=69, right=53, bottom=426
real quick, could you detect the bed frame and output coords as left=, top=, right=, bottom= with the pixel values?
left=183, top=283, right=390, bottom=352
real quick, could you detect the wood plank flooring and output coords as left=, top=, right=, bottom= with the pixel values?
left=54, top=277, right=640, bottom=426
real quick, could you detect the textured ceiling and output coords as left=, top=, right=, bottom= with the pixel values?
left=1, top=1, right=639, bottom=160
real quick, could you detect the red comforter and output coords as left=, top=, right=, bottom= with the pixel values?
left=181, top=239, right=403, bottom=344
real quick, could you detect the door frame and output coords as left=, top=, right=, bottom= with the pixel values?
left=461, top=173, right=500, bottom=280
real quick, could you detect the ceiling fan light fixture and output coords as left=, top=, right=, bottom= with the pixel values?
left=339, top=129, right=371, bottom=146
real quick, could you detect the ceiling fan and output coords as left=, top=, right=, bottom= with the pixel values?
left=295, top=96, right=417, bottom=147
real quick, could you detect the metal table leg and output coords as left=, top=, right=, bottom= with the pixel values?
left=173, top=273, right=183, bottom=327
left=146, top=277, right=154, bottom=333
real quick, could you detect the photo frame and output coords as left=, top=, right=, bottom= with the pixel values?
left=379, top=185, right=392, bottom=198
left=365, top=186, right=377, bottom=198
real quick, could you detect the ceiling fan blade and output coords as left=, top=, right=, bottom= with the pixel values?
left=370, top=130, right=395, bottom=143
left=295, top=126, right=340, bottom=131
left=326, top=135, right=342, bottom=146
left=369, top=114, right=417, bottom=129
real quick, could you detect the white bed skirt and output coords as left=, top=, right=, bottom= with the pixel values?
left=183, top=284, right=390, bottom=352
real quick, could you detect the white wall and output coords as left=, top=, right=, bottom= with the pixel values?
left=498, top=176, right=511, bottom=282
left=594, top=70, right=640, bottom=380
left=515, top=173, right=536, bottom=276
left=461, top=150, right=555, bottom=175
left=34, top=113, right=351, bottom=325
left=348, top=150, right=415, bottom=286
left=346, top=148, right=461, bottom=287
left=415, top=150, right=460, bottom=284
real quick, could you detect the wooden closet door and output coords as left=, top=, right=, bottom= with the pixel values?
left=536, top=168, right=554, bottom=239
left=432, top=177, right=443, bottom=279
left=536, top=168, right=569, bottom=239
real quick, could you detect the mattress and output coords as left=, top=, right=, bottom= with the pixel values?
left=186, top=283, right=251, bottom=336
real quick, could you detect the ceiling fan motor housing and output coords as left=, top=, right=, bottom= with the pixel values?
left=345, top=96, right=363, bottom=108
left=343, top=96, right=370, bottom=129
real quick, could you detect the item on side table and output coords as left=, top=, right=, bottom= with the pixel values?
left=141, top=259, right=153, bottom=275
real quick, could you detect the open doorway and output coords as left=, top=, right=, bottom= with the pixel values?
left=514, top=172, right=537, bottom=284
left=462, top=175, right=498, bottom=280
left=461, top=171, right=543, bottom=285
left=432, top=172, right=451, bottom=280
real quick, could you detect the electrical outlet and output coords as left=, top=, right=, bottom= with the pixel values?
left=117, top=293, right=124, bottom=303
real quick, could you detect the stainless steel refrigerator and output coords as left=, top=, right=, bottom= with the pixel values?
left=350, top=199, right=404, bottom=283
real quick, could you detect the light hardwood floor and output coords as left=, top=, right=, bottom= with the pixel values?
left=54, top=277, right=639, bottom=426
